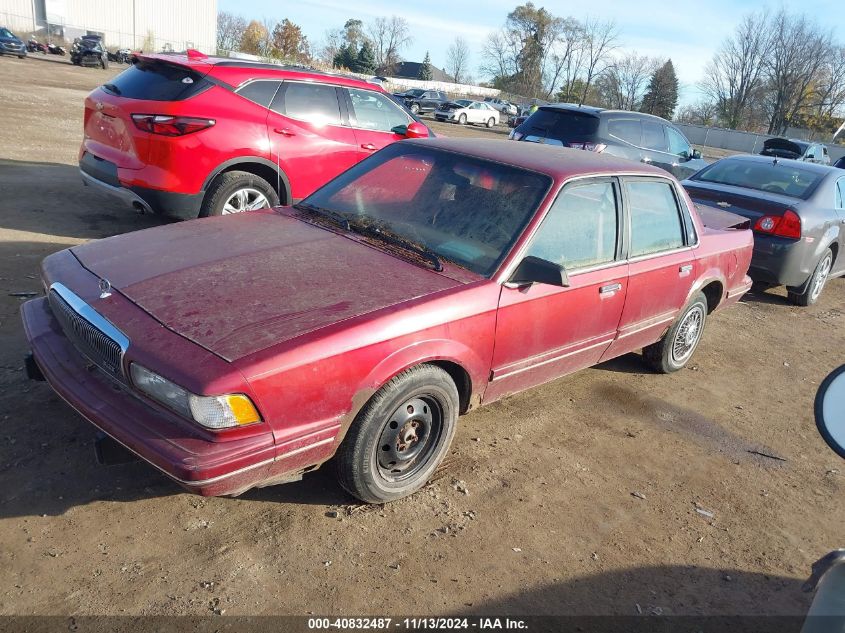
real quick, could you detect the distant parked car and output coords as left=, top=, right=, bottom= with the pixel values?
left=509, top=105, right=709, bottom=180
left=434, top=99, right=499, bottom=127
left=0, top=27, right=27, bottom=58
left=395, top=89, right=449, bottom=114
left=71, top=34, right=108, bottom=68
left=79, top=51, right=432, bottom=219
left=683, top=155, right=845, bottom=305
left=760, top=138, right=831, bottom=165
left=22, top=139, right=752, bottom=503
left=484, top=97, right=517, bottom=116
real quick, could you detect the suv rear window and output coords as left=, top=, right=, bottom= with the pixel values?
left=520, top=109, right=599, bottom=144
left=102, top=61, right=210, bottom=101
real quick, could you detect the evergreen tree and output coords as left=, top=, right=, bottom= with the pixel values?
left=640, top=60, right=679, bottom=120
left=417, top=51, right=433, bottom=80
left=333, top=43, right=357, bottom=70
left=353, top=41, right=376, bottom=74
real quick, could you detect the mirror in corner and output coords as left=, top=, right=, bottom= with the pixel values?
left=815, top=364, right=845, bottom=459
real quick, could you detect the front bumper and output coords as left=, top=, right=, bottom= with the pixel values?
left=21, top=296, right=286, bottom=496
left=0, top=44, right=26, bottom=55
left=748, top=235, right=815, bottom=288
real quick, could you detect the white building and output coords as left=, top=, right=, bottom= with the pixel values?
left=0, top=0, right=217, bottom=54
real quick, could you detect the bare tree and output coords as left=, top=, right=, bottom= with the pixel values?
left=596, top=51, right=658, bottom=110
left=676, top=100, right=719, bottom=126
left=446, top=37, right=470, bottom=84
left=217, top=11, right=247, bottom=53
left=764, top=10, right=833, bottom=135
left=479, top=30, right=516, bottom=81
left=319, top=28, right=345, bottom=66
left=367, top=16, right=412, bottom=71
left=812, top=46, right=845, bottom=119
left=577, top=19, right=618, bottom=106
left=544, top=18, right=586, bottom=100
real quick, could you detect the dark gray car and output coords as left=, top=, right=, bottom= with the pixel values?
left=0, top=27, right=27, bottom=58
left=509, top=104, right=709, bottom=180
left=683, top=155, right=845, bottom=306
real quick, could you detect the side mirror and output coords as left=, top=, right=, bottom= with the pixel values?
left=508, top=256, right=570, bottom=287
left=691, top=149, right=702, bottom=160
left=391, top=122, right=429, bottom=139
left=815, top=364, right=845, bottom=459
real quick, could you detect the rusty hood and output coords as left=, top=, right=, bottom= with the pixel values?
left=71, top=211, right=462, bottom=361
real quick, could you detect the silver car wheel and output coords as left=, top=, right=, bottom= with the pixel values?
left=221, top=188, right=270, bottom=215
left=671, top=305, right=705, bottom=365
left=810, top=253, right=833, bottom=303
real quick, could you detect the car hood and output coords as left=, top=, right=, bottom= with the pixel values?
left=70, top=211, right=463, bottom=362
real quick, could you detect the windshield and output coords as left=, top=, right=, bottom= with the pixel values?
left=455, top=99, right=472, bottom=107
left=300, top=144, right=552, bottom=276
left=692, top=159, right=824, bottom=200
left=0, top=28, right=15, bottom=39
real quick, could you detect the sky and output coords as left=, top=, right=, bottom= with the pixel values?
left=218, top=0, right=845, bottom=106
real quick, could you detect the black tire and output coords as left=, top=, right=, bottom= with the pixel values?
left=458, top=113, right=467, bottom=125
left=199, top=170, right=280, bottom=218
left=336, top=364, right=459, bottom=504
left=788, top=248, right=833, bottom=307
left=643, top=292, right=708, bottom=374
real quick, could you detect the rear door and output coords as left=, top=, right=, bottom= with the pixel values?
left=266, top=81, right=359, bottom=201
left=343, top=87, right=415, bottom=157
left=602, top=177, right=698, bottom=359
left=486, top=178, right=628, bottom=402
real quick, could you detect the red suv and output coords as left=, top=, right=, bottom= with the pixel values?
left=79, top=51, right=432, bottom=218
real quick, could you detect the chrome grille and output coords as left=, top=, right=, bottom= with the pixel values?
left=48, top=286, right=126, bottom=378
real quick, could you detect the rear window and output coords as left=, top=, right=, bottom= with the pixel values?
left=520, top=109, right=599, bottom=144
left=101, top=61, right=210, bottom=101
left=692, top=160, right=824, bottom=200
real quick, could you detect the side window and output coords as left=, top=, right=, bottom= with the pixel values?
left=527, top=180, right=619, bottom=270
left=236, top=80, right=281, bottom=108
left=642, top=121, right=667, bottom=152
left=271, top=82, right=341, bottom=125
left=666, top=127, right=691, bottom=157
left=626, top=179, right=686, bottom=256
left=347, top=88, right=410, bottom=133
left=608, top=119, right=642, bottom=146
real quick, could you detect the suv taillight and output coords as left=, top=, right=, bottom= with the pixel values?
left=568, top=142, right=607, bottom=152
left=131, top=114, right=215, bottom=136
left=753, top=209, right=801, bottom=239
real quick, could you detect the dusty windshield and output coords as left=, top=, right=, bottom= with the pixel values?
left=301, top=144, right=552, bottom=276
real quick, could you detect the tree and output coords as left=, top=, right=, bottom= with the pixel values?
left=368, top=16, right=412, bottom=72
left=240, top=20, right=269, bottom=56
left=446, top=37, right=470, bottom=84
left=418, top=51, right=433, bottom=80
left=676, top=100, right=719, bottom=126
left=354, top=41, right=376, bottom=74
left=343, top=19, right=366, bottom=50
left=217, top=11, right=247, bottom=53
left=700, top=11, right=772, bottom=129
left=577, top=18, right=618, bottom=106
left=595, top=52, right=657, bottom=110
left=271, top=19, right=309, bottom=62
left=641, top=59, right=679, bottom=119
left=333, top=43, right=357, bottom=70
left=319, top=28, right=344, bottom=66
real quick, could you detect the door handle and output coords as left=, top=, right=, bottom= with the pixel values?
left=599, top=282, right=622, bottom=297
left=679, top=264, right=693, bottom=276
left=273, top=128, right=296, bottom=136
left=360, top=143, right=377, bottom=151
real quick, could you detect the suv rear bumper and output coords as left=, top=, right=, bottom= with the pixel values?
left=80, top=167, right=202, bottom=220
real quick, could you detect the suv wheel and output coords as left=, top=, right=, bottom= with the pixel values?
left=200, top=171, right=279, bottom=217
left=410, top=103, right=420, bottom=115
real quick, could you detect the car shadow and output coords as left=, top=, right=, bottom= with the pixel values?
left=741, top=285, right=792, bottom=306
left=593, top=353, right=649, bottom=375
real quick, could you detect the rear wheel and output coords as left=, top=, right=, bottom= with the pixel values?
left=199, top=171, right=279, bottom=218
left=486, top=117, right=495, bottom=128
left=789, top=248, right=833, bottom=307
left=643, top=292, right=708, bottom=373
left=410, top=103, right=420, bottom=114
left=100, top=56, right=108, bottom=69
left=336, top=364, right=459, bottom=503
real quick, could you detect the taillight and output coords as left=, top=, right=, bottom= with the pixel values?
left=131, top=114, right=215, bottom=136
left=753, top=209, right=801, bottom=239
left=568, top=142, right=607, bottom=152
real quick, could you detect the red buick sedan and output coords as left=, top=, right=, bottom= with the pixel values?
left=22, top=139, right=753, bottom=503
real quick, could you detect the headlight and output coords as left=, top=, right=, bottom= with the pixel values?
left=130, top=363, right=261, bottom=430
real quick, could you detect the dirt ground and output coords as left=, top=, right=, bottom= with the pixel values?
left=0, top=56, right=843, bottom=619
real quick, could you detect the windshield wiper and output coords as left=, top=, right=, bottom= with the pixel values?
left=348, top=218, right=443, bottom=272
left=293, top=202, right=351, bottom=231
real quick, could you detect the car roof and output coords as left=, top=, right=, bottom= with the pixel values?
left=717, top=153, right=838, bottom=175
left=539, top=103, right=677, bottom=124
left=137, top=52, right=384, bottom=91
left=405, top=138, right=670, bottom=180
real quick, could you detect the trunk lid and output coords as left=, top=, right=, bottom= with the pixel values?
left=683, top=181, right=799, bottom=226
left=70, top=212, right=462, bottom=362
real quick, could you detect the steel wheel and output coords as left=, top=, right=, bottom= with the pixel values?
left=671, top=304, right=705, bottom=365
left=810, top=252, right=833, bottom=303
left=375, top=395, right=443, bottom=483
left=221, top=188, right=270, bottom=215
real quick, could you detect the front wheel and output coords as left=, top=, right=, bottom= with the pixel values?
left=788, top=248, right=832, bottom=307
left=336, top=364, right=459, bottom=503
left=458, top=113, right=467, bottom=125
left=486, top=117, right=496, bottom=128
left=199, top=170, right=279, bottom=217
left=643, top=292, right=708, bottom=373
left=410, top=103, right=420, bottom=114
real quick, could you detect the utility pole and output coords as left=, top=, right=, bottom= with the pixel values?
left=132, top=0, right=136, bottom=49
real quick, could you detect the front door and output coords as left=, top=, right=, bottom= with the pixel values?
left=267, top=81, right=360, bottom=201
left=342, top=87, right=415, bottom=158
left=485, top=178, right=628, bottom=403
left=602, top=177, right=698, bottom=360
